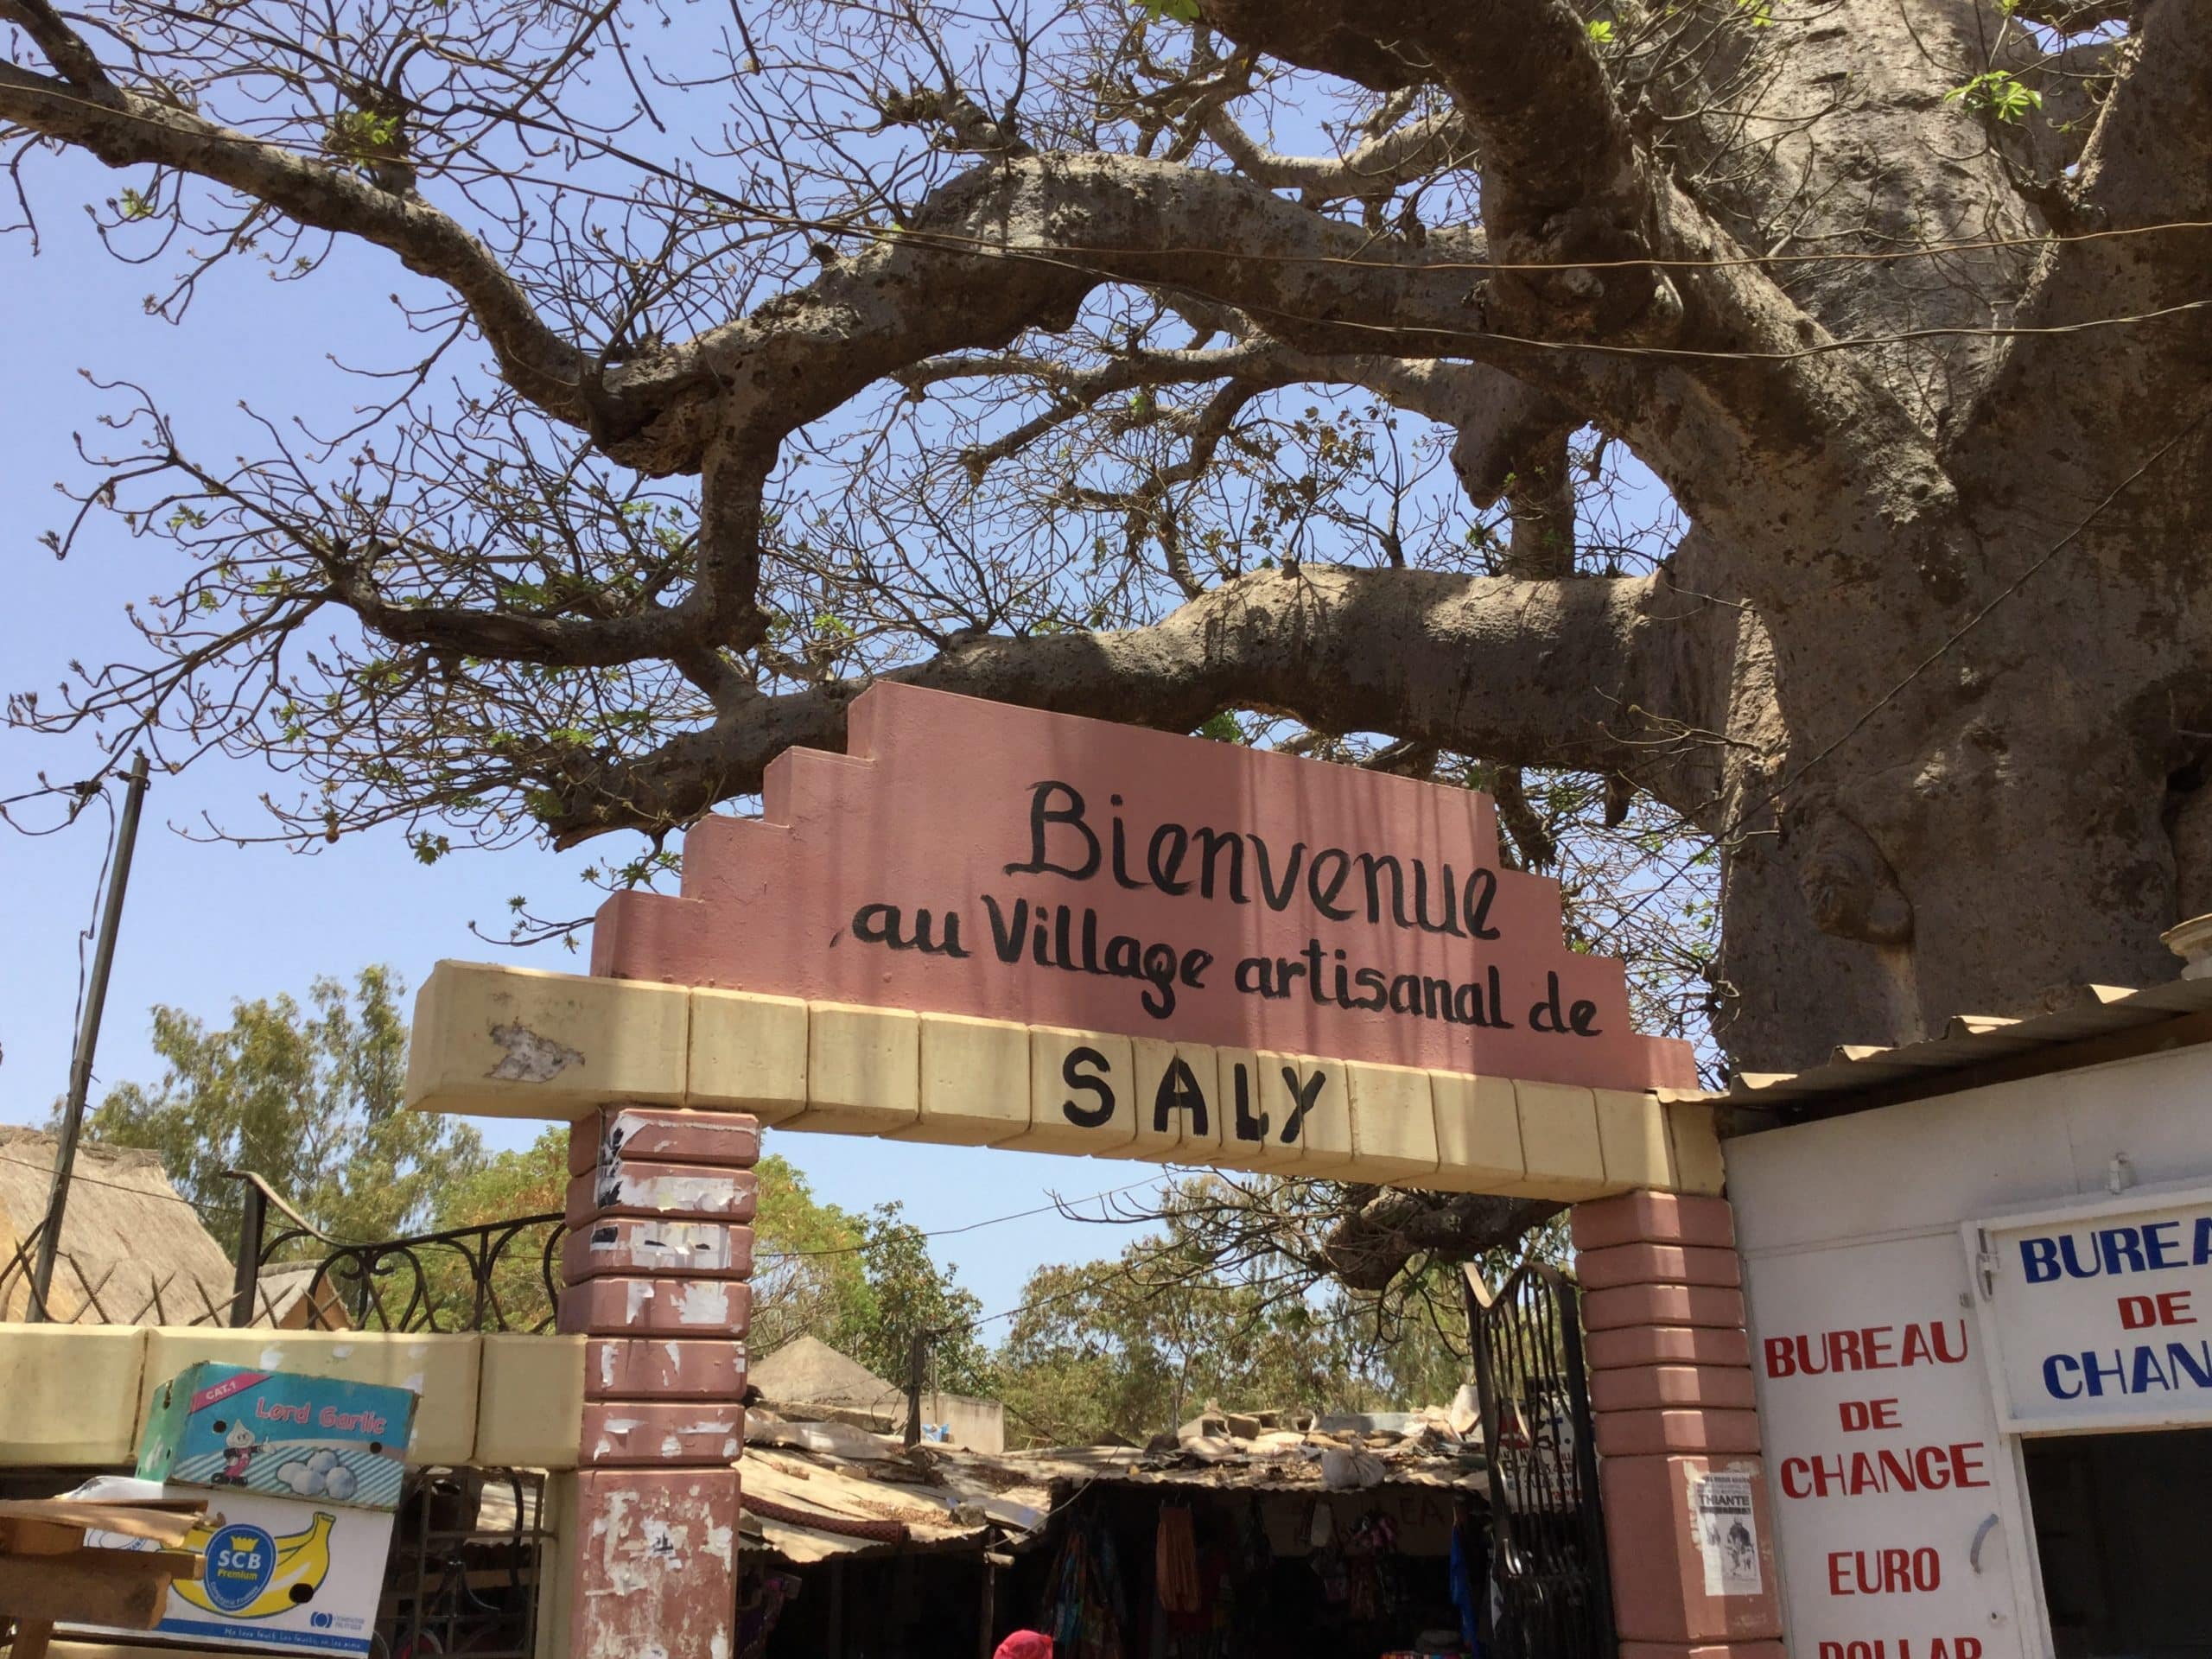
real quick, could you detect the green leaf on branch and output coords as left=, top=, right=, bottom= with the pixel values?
left=1945, top=70, right=2043, bottom=124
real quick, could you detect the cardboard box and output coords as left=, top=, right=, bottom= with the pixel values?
left=137, top=1363, right=416, bottom=1511
left=67, top=1478, right=397, bottom=1658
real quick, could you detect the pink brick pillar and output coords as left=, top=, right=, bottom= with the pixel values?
left=558, top=1106, right=759, bottom=1659
left=1573, top=1191, right=1784, bottom=1659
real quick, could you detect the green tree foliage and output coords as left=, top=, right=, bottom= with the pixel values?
left=998, top=1249, right=1325, bottom=1446
left=437, top=1125, right=568, bottom=1229
left=995, top=1182, right=1572, bottom=1446
left=429, top=1125, right=570, bottom=1330
left=836, top=1204, right=994, bottom=1399
left=747, top=1154, right=870, bottom=1357
left=427, top=1135, right=994, bottom=1380
left=86, top=966, right=484, bottom=1251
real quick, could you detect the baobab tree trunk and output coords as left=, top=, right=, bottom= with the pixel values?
left=1700, top=413, right=2212, bottom=1070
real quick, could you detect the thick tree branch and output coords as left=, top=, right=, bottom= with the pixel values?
left=656, top=153, right=1513, bottom=473
left=1203, top=0, right=1657, bottom=338
left=0, top=0, right=109, bottom=87
left=537, top=563, right=1723, bottom=841
left=1179, top=1, right=1426, bottom=94
left=1499, top=427, right=1578, bottom=579
left=1961, top=0, right=2212, bottom=486
left=1324, top=1190, right=1560, bottom=1292
left=2049, top=0, right=2209, bottom=259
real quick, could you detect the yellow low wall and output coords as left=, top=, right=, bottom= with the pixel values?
left=0, top=1325, right=583, bottom=1470
left=0, top=1325, right=149, bottom=1465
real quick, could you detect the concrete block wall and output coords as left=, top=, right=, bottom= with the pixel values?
left=1574, top=1191, right=1784, bottom=1659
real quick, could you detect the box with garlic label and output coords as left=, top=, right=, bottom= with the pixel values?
left=136, top=1362, right=418, bottom=1511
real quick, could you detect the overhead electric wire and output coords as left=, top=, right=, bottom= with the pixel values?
left=754, top=1174, right=1165, bottom=1262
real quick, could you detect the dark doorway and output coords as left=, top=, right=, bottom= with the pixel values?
left=2023, top=1427, right=2212, bottom=1659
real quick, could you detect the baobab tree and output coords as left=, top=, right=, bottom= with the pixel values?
left=5, top=0, right=2206, bottom=1128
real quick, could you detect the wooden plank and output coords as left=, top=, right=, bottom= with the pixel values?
left=0, top=1555, right=175, bottom=1630
left=0, top=1522, right=85, bottom=1559
left=0, top=1505, right=200, bottom=1548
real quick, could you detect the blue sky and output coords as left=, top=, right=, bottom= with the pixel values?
left=0, top=147, right=1159, bottom=1319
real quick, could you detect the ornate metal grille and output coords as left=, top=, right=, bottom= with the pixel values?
left=1463, top=1255, right=1615, bottom=1659
left=229, top=1173, right=567, bottom=1333
left=381, top=1468, right=550, bottom=1659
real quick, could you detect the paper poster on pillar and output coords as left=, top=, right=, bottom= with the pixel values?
left=1689, top=1468, right=1764, bottom=1598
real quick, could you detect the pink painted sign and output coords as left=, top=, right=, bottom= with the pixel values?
left=591, top=683, right=1694, bottom=1090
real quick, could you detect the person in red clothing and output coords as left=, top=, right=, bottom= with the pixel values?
left=993, top=1633, right=1052, bottom=1659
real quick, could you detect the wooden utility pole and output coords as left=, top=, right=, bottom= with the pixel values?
left=30, top=753, right=149, bottom=1323
left=905, top=1332, right=928, bottom=1449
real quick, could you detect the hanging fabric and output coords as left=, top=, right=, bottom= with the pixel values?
left=1154, top=1503, right=1202, bottom=1616
left=1449, top=1520, right=1482, bottom=1657
left=1045, top=1510, right=1128, bottom=1659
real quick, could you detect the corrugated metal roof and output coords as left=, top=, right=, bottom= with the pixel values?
left=1677, top=975, right=2212, bottom=1119
left=1016, top=1435, right=1490, bottom=1496
left=734, top=1408, right=1492, bottom=1561
left=736, top=1425, right=1058, bottom=1563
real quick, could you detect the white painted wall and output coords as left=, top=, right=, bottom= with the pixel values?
left=1726, top=1039, right=2212, bottom=1659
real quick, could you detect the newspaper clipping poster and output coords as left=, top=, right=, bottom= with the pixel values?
left=1688, top=1469, right=1762, bottom=1598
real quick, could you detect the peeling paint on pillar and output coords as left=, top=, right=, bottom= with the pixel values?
left=565, top=1164, right=759, bottom=1226
left=559, top=1111, right=759, bottom=1659
left=557, top=1275, right=753, bottom=1336
left=568, top=1105, right=765, bottom=1176
left=569, top=1469, right=741, bottom=1659
left=585, top=1338, right=748, bottom=1399
left=560, top=1217, right=756, bottom=1281
left=581, top=1401, right=747, bottom=1464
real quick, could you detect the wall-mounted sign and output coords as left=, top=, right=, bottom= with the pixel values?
left=1967, top=1183, right=2212, bottom=1435
left=1742, top=1232, right=2025, bottom=1659
left=591, top=683, right=1694, bottom=1093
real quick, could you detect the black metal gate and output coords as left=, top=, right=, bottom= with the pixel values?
left=1462, top=1255, right=1615, bottom=1659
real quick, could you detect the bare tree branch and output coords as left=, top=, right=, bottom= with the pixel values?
left=0, top=0, right=109, bottom=87
left=1324, top=1189, right=1560, bottom=1292
left=1204, top=105, right=1474, bottom=201
left=2008, top=0, right=2133, bottom=32
left=0, top=57, right=588, bottom=413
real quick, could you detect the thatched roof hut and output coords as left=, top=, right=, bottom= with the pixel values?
left=0, top=1126, right=337, bottom=1327
left=750, top=1335, right=906, bottom=1416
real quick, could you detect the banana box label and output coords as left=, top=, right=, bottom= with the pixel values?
left=138, top=1362, right=416, bottom=1511
left=69, top=1485, right=397, bottom=1656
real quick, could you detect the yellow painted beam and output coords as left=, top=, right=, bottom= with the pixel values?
left=406, top=960, right=1724, bottom=1202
